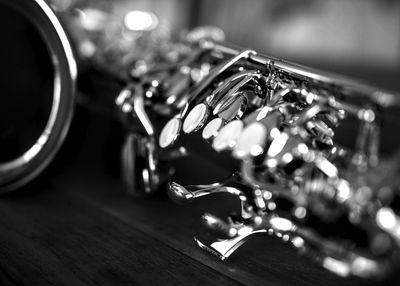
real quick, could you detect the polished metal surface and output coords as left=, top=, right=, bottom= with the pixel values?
left=0, top=0, right=76, bottom=193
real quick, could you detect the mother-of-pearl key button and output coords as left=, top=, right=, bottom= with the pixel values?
left=212, top=120, right=243, bottom=152
left=233, top=122, right=268, bottom=158
left=202, top=118, right=223, bottom=140
left=183, top=103, right=209, bottom=133
left=159, top=118, right=181, bottom=148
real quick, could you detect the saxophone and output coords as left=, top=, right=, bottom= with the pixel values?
left=115, top=28, right=400, bottom=281
left=110, top=26, right=400, bottom=279
left=2, top=0, right=400, bottom=280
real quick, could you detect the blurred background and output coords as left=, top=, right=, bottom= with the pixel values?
left=53, top=0, right=400, bottom=90
left=192, top=0, right=400, bottom=89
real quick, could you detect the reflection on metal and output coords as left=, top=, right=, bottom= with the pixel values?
left=0, top=0, right=76, bottom=193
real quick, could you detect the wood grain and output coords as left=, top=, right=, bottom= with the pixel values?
left=0, top=183, right=241, bottom=286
